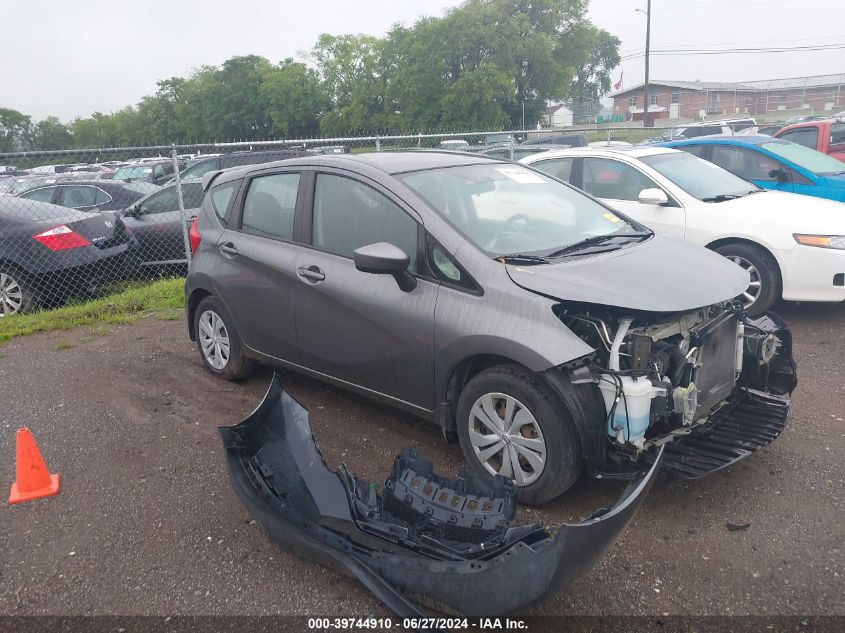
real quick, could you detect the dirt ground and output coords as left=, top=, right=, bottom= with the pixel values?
left=1, top=301, right=843, bottom=617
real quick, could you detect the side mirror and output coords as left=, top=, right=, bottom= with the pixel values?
left=768, top=168, right=789, bottom=183
left=353, top=242, right=417, bottom=292
left=638, top=188, right=669, bottom=206
left=124, top=204, right=140, bottom=217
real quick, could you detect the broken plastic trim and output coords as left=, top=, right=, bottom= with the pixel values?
left=219, top=375, right=663, bottom=617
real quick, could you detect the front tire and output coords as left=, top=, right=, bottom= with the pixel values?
left=194, top=296, right=253, bottom=381
left=456, top=364, right=583, bottom=505
left=714, top=242, right=780, bottom=317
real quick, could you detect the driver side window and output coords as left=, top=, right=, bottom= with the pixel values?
left=582, top=158, right=658, bottom=201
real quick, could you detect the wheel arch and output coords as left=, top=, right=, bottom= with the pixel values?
left=705, top=236, right=783, bottom=286
left=186, top=287, right=213, bottom=341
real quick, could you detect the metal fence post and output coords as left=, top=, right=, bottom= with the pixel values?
left=171, top=144, right=192, bottom=264
left=375, top=136, right=381, bottom=151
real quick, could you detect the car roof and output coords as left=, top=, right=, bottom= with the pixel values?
left=521, top=146, right=679, bottom=161
left=204, top=151, right=506, bottom=189
left=662, top=135, right=782, bottom=146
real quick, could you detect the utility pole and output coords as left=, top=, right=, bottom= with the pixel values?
left=642, top=0, right=652, bottom=127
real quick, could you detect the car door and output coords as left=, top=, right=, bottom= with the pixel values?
left=709, top=145, right=794, bottom=193
left=292, top=170, right=437, bottom=409
left=580, top=156, right=685, bottom=238
left=210, top=169, right=305, bottom=363
left=123, top=184, right=198, bottom=264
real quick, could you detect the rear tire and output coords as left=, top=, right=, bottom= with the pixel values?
left=456, top=364, right=583, bottom=506
left=0, top=268, right=39, bottom=317
left=194, top=296, right=254, bottom=381
left=714, top=242, right=780, bottom=317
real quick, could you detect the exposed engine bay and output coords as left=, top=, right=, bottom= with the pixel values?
left=558, top=302, right=797, bottom=471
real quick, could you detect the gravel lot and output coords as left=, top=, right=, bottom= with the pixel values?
left=1, top=301, right=843, bottom=618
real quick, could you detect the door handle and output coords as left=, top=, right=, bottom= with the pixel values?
left=297, top=265, right=325, bottom=283
left=219, top=242, right=238, bottom=257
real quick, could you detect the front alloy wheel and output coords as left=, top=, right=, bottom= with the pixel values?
left=728, top=255, right=762, bottom=309
left=198, top=309, right=231, bottom=370
left=468, top=392, right=547, bottom=486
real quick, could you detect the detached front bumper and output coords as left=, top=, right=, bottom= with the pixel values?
left=219, top=375, right=663, bottom=617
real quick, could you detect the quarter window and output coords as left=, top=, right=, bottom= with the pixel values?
left=20, top=187, right=55, bottom=203
left=209, top=181, right=239, bottom=224
left=313, top=174, right=418, bottom=269
left=240, top=173, right=300, bottom=240
left=582, top=158, right=659, bottom=202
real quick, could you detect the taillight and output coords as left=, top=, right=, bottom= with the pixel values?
left=189, top=216, right=201, bottom=255
left=32, top=225, right=90, bottom=251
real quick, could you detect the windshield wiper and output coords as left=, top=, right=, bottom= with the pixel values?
left=497, top=254, right=550, bottom=265
left=545, top=231, right=650, bottom=258
left=701, top=193, right=743, bottom=202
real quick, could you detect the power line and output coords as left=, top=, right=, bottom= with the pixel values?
left=620, top=34, right=845, bottom=57
left=620, top=43, right=845, bottom=60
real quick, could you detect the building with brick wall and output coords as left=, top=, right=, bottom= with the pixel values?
left=609, top=73, right=845, bottom=122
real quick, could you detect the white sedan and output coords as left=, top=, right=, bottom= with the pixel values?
left=520, top=146, right=845, bottom=315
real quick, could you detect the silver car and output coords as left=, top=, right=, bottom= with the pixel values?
left=185, top=152, right=797, bottom=504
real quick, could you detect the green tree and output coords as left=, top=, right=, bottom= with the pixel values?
left=0, top=107, right=32, bottom=152
left=29, top=116, right=74, bottom=150
left=260, top=59, right=326, bottom=137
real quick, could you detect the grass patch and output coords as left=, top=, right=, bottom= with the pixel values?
left=55, top=341, right=74, bottom=350
left=0, top=278, right=184, bottom=344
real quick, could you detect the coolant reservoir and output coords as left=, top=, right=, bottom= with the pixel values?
left=598, top=376, right=657, bottom=448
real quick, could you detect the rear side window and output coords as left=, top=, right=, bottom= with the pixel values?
left=312, top=174, right=418, bottom=269
left=778, top=127, right=818, bottom=150
left=209, top=181, right=238, bottom=224
left=59, top=185, right=110, bottom=208
left=240, top=173, right=300, bottom=240
left=181, top=160, right=217, bottom=180
left=20, top=187, right=55, bottom=203
left=831, top=123, right=845, bottom=146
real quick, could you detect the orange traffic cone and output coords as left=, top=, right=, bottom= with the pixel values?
left=8, top=428, right=60, bottom=505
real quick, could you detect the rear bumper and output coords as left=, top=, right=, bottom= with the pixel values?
left=219, top=375, right=663, bottom=617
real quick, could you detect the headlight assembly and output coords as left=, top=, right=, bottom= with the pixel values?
left=793, top=234, right=845, bottom=250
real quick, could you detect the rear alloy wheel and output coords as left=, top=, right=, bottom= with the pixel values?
left=714, top=243, right=780, bottom=317
left=194, top=296, right=253, bottom=381
left=456, top=364, right=583, bottom=505
left=0, top=270, right=36, bottom=317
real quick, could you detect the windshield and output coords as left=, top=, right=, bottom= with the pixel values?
left=641, top=152, right=758, bottom=200
left=400, top=164, right=648, bottom=258
left=760, top=140, right=845, bottom=175
left=181, top=160, right=217, bottom=179
left=114, top=166, right=153, bottom=180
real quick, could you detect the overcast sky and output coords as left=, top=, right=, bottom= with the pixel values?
left=4, top=0, right=844, bottom=121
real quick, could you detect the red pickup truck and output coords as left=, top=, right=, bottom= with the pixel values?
left=774, top=118, right=845, bottom=163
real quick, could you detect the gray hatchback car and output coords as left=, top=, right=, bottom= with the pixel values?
left=185, top=151, right=797, bottom=504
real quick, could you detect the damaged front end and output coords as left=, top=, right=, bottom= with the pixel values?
left=558, top=302, right=797, bottom=479
left=219, top=375, right=663, bottom=617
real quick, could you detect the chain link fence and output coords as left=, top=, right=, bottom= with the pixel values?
left=0, top=117, right=816, bottom=317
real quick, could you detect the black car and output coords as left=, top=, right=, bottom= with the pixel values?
left=0, top=199, right=133, bottom=315
left=16, top=180, right=159, bottom=212
left=176, top=149, right=307, bottom=182
left=521, top=133, right=588, bottom=147
left=113, top=160, right=181, bottom=185
left=122, top=180, right=204, bottom=268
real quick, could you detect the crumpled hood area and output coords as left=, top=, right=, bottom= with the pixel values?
left=219, top=375, right=663, bottom=617
left=506, top=234, right=750, bottom=312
